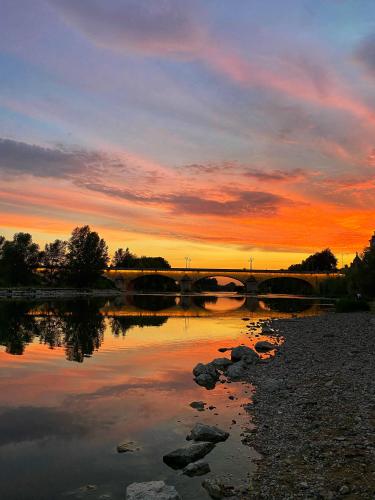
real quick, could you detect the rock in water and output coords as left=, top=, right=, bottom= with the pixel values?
left=182, top=461, right=210, bottom=476
left=231, top=345, right=258, bottom=363
left=117, top=440, right=140, bottom=453
left=187, top=423, right=229, bottom=443
left=163, top=442, right=215, bottom=469
left=126, top=481, right=180, bottom=499
left=193, top=362, right=220, bottom=388
left=190, top=401, right=206, bottom=411
left=210, top=358, right=232, bottom=370
left=255, top=340, right=277, bottom=352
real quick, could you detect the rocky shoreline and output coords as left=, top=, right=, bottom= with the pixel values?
left=246, top=312, right=375, bottom=499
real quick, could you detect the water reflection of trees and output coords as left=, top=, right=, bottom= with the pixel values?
left=0, top=300, right=170, bottom=362
left=0, top=301, right=39, bottom=355
left=110, top=316, right=168, bottom=336
left=260, top=298, right=314, bottom=313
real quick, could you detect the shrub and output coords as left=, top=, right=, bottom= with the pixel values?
left=335, top=298, right=370, bottom=313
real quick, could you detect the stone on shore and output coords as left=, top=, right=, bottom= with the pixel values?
left=226, top=360, right=248, bottom=380
left=231, top=345, right=258, bottom=363
left=210, top=357, right=232, bottom=370
left=126, top=481, right=180, bottom=499
left=182, top=460, right=210, bottom=476
left=163, top=442, right=215, bottom=469
left=187, top=423, right=229, bottom=443
left=255, top=340, right=277, bottom=352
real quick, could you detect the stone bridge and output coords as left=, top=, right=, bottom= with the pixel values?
left=105, top=268, right=338, bottom=294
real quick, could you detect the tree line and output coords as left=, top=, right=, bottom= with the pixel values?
left=0, top=225, right=170, bottom=288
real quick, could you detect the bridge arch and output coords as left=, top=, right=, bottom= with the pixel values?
left=192, top=275, right=245, bottom=292
left=257, top=276, right=315, bottom=295
left=127, top=273, right=179, bottom=292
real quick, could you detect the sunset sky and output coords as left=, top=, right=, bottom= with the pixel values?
left=1, top=0, right=375, bottom=268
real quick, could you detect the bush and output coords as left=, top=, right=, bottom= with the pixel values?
left=335, top=298, right=370, bottom=313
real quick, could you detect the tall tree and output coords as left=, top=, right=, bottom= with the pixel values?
left=65, top=226, right=108, bottom=287
left=112, top=247, right=136, bottom=268
left=0, top=233, right=40, bottom=285
left=40, top=239, right=67, bottom=285
left=289, top=249, right=337, bottom=272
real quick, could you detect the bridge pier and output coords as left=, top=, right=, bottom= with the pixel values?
left=180, top=276, right=193, bottom=294
left=245, top=278, right=258, bottom=294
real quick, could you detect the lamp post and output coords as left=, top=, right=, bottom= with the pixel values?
left=249, top=256, right=254, bottom=271
left=184, top=256, right=191, bottom=269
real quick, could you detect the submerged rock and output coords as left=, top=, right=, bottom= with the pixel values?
left=163, top=442, right=215, bottom=469
left=117, top=440, right=140, bottom=453
left=202, top=478, right=235, bottom=499
left=187, top=423, right=229, bottom=443
left=182, top=460, right=210, bottom=476
left=255, top=341, right=277, bottom=352
left=126, top=481, right=180, bottom=499
left=190, top=401, right=206, bottom=411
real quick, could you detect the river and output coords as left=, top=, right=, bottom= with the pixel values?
left=0, top=294, right=333, bottom=499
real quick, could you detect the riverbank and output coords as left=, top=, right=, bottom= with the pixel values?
left=246, top=312, right=375, bottom=499
left=0, top=287, right=121, bottom=298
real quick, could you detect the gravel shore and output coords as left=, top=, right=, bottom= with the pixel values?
left=246, top=312, right=375, bottom=499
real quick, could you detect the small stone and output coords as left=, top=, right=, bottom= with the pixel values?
left=339, top=485, right=350, bottom=495
left=117, top=441, right=140, bottom=453
left=190, top=401, right=206, bottom=411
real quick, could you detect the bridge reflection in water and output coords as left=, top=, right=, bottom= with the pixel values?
left=0, top=295, right=333, bottom=361
left=101, top=294, right=328, bottom=317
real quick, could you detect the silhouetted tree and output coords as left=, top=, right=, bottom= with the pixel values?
left=65, top=226, right=108, bottom=287
left=112, top=247, right=136, bottom=268
left=112, top=248, right=171, bottom=269
left=288, top=249, right=337, bottom=272
left=40, top=239, right=67, bottom=285
left=136, top=256, right=170, bottom=269
left=347, top=247, right=375, bottom=296
left=0, top=233, right=40, bottom=285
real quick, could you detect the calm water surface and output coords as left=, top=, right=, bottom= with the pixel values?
left=0, top=294, right=332, bottom=500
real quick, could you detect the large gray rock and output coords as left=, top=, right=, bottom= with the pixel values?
left=163, top=442, right=215, bottom=469
left=126, top=481, right=180, bottom=499
left=231, top=345, right=258, bottom=363
left=187, top=423, right=229, bottom=443
left=195, top=373, right=217, bottom=389
left=211, top=357, right=232, bottom=370
left=255, top=340, right=277, bottom=352
left=182, top=460, right=210, bottom=476
left=226, top=361, right=248, bottom=380
left=193, top=362, right=220, bottom=388
left=193, top=362, right=219, bottom=379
